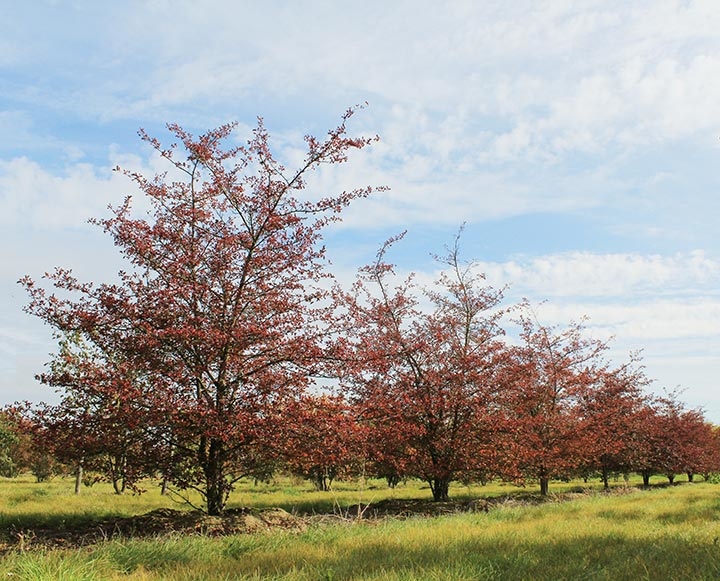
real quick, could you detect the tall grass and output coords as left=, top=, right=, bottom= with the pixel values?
left=2, top=475, right=720, bottom=579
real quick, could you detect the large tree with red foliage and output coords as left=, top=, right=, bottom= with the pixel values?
left=21, top=108, right=378, bottom=515
left=339, top=232, right=507, bottom=501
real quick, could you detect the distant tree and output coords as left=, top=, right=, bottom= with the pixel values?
left=507, top=309, right=610, bottom=495
left=701, top=426, right=720, bottom=481
left=576, top=356, right=650, bottom=489
left=0, top=405, right=65, bottom=482
left=20, top=108, right=379, bottom=515
left=365, top=416, right=412, bottom=488
left=0, top=402, right=50, bottom=481
left=674, top=411, right=720, bottom=482
left=633, top=394, right=718, bottom=484
left=284, top=394, right=366, bottom=491
left=340, top=232, right=507, bottom=501
left=29, top=332, right=154, bottom=494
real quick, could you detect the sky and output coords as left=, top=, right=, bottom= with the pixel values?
left=1, top=0, right=719, bottom=419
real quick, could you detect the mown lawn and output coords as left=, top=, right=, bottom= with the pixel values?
left=2, top=474, right=720, bottom=580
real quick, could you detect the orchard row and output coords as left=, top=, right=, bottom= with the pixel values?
left=12, top=108, right=717, bottom=514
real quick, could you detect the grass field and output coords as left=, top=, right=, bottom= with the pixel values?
left=1, top=474, right=720, bottom=580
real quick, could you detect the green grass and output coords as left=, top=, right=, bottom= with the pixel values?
left=2, top=475, right=720, bottom=579
left=0, top=475, right=178, bottom=531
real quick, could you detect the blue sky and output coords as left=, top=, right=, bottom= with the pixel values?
left=2, top=0, right=720, bottom=419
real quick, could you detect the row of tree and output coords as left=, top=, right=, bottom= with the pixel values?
left=15, top=109, right=720, bottom=514
left=3, top=377, right=718, bottom=499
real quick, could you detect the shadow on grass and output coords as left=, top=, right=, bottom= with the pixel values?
left=0, top=510, right=121, bottom=533
left=227, top=532, right=720, bottom=580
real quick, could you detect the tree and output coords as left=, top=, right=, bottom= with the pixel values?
left=700, top=426, right=720, bottom=481
left=28, top=332, right=155, bottom=494
left=0, top=412, right=20, bottom=478
left=673, top=410, right=720, bottom=482
left=575, top=357, right=649, bottom=489
left=625, top=401, right=665, bottom=486
left=507, top=308, right=610, bottom=495
left=284, top=394, right=366, bottom=491
left=630, top=393, right=718, bottom=485
left=339, top=232, right=507, bottom=501
left=365, top=414, right=413, bottom=488
left=21, top=108, right=378, bottom=515
left=0, top=405, right=65, bottom=482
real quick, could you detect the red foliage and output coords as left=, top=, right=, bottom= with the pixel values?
left=630, top=393, right=720, bottom=484
left=575, top=358, right=650, bottom=487
left=0, top=404, right=48, bottom=479
left=29, top=333, right=155, bottom=493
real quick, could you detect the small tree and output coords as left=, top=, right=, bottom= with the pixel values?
left=1, top=406, right=66, bottom=482
left=0, top=412, right=20, bottom=478
left=507, top=309, right=610, bottom=495
left=630, top=393, right=717, bottom=485
left=30, top=333, right=154, bottom=493
left=284, top=395, right=366, bottom=491
left=675, top=411, right=720, bottom=482
left=340, top=231, right=507, bottom=501
left=576, top=358, right=649, bottom=489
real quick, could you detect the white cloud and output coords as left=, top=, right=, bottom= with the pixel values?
left=5, top=0, right=719, bottom=198
left=477, top=251, right=720, bottom=299
left=531, top=299, right=720, bottom=342
left=0, top=144, right=184, bottom=231
left=0, top=157, right=121, bottom=229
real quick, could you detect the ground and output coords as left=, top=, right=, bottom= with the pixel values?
left=1, top=490, right=617, bottom=552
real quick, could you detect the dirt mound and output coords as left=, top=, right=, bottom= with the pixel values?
left=1, top=507, right=306, bottom=553
left=119, top=507, right=305, bottom=536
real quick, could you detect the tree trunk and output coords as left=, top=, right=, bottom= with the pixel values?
left=74, top=458, right=84, bottom=495
left=202, top=438, right=227, bottom=516
left=160, top=477, right=168, bottom=496
left=111, top=454, right=127, bottom=494
left=313, top=473, right=331, bottom=491
left=112, top=477, right=126, bottom=495
left=642, top=471, right=651, bottom=486
left=687, top=472, right=694, bottom=482
left=539, top=476, right=550, bottom=496
left=601, top=467, right=610, bottom=490
left=667, top=474, right=675, bottom=484
left=429, top=477, right=450, bottom=501
left=386, top=474, right=400, bottom=489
